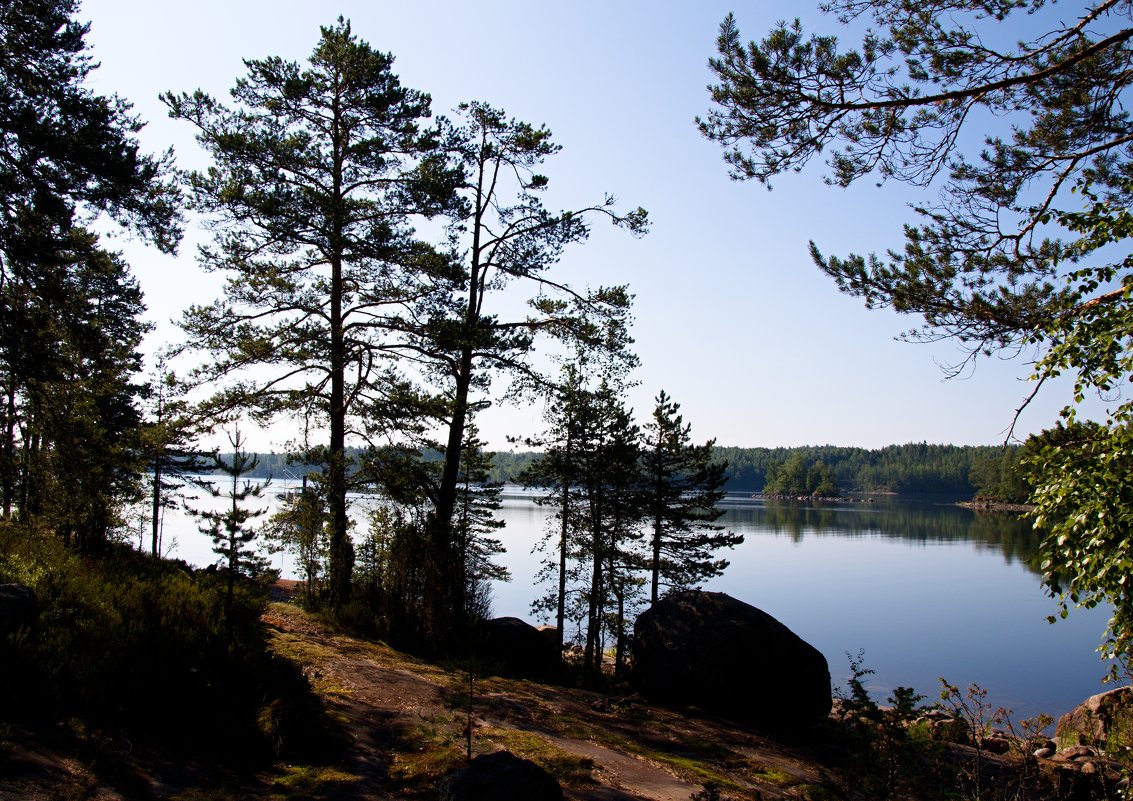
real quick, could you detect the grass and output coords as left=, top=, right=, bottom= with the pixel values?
left=747, top=763, right=799, bottom=787
left=479, top=726, right=596, bottom=784
left=387, top=713, right=467, bottom=784
left=640, top=750, right=748, bottom=794
left=263, top=764, right=359, bottom=800
left=267, top=631, right=336, bottom=664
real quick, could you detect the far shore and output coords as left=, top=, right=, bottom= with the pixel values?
left=959, top=499, right=1034, bottom=513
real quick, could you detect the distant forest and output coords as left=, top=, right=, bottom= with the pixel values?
left=494, top=443, right=1019, bottom=499
left=227, top=442, right=1020, bottom=500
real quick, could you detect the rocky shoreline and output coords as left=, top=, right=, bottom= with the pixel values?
left=754, top=492, right=877, bottom=503
left=958, top=499, right=1034, bottom=513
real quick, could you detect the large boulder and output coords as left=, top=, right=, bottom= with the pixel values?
left=632, top=590, right=831, bottom=728
left=475, top=617, right=560, bottom=680
left=437, top=750, right=563, bottom=801
left=1057, top=687, right=1133, bottom=747
left=0, top=584, right=37, bottom=637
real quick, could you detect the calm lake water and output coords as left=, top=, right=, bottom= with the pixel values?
left=157, top=482, right=1113, bottom=721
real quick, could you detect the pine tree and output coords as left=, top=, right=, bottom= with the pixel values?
left=139, top=359, right=210, bottom=556
left=165, top=19, right=458, bottom=609
left=521, top=364, right=589, bottom=653
left=452, top=419, right=509, bottom=621
left=523, top=364, right=644, bottom=680
left=641, top=391, right=738, bottom=605
left=416, top=101, right=645, bottom=640
left=17, top=231, right=151, bottom=551
left=192, top=428, right=270, bottom=620
left=265, top=478, right=327, bottom=606
left=0, top=0, right=180, bottom=543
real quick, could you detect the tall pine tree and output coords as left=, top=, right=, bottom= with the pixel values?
left=413, top=101, right=645, bottom=641
left=641, top=390, right=739, bottom=605
left=165, top=19, right=459, bottom=608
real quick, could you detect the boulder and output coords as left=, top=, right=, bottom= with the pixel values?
left=632, top=590, right=831, bottom=728
left=476, top=617, right=560, bottom=680
left=437, top=750, right=563, bottom=801
left=537, top=625, right=560, bottom=651
left=1057, top=687, right=1133, bottom=747
left=0, top=584, right=37, bottom=636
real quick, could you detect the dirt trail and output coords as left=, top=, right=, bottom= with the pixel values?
left=263, top=605, right=712, bottom=800
left=541, top=734, right=697, bottom=801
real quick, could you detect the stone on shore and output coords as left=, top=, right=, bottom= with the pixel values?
left=475, top=617, right=560, bottom=680
left=1057, top=687, right=1133, bottom=747
left=632, top=590, right=831, bottom=729
left=437, top=750, right=563, bottom=801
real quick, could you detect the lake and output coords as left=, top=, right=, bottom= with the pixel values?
left=155, top=482, right=1113, bottom=722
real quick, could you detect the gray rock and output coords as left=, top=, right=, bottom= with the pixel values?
left=437, top=750, right=563, bottom=801
left=632, top=590, right=831, bottom=729
left=1057, top=687, right=1132, bottom=747
left=1034, top=747, right=1055, bottom=759
left=1060, top=745, right=1097, bottom=760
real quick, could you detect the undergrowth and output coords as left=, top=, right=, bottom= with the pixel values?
left=0, top=523, right=324, bottom=762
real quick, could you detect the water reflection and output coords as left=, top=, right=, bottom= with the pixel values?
left=720, top=499, right=1040, bottom=571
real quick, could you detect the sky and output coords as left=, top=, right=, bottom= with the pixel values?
left=75, top=1, right=1102, bottom=452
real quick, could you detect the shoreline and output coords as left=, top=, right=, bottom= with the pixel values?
left=958, top=499, right=1034, bottom=513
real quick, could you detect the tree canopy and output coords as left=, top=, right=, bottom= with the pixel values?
left=0, top=0, right=181, bottom=253
left=699, top=1, right=1133, bottom=362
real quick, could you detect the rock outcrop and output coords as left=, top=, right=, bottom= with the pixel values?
left=1057, top=686, right=1133, bottom=747
left=437, top=750, right=563, bottom=801
left=632, top=590, right=831, bottom=728
left=475, top=617, right=560, bottom=680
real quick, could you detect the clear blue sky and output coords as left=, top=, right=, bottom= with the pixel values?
left=78, top=1, right=1094, bottom=451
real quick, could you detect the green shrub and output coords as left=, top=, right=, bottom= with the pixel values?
left=0, top=525, right=314, bottom=759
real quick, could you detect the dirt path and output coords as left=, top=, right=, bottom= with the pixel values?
left=262, top=605, right=710, bottom=800
left=542, top=734, right=698, bottom=801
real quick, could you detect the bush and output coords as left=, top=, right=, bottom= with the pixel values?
left=0, top=524, right=310, bottom=757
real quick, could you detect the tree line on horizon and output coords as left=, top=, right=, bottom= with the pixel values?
left=500, top=441, right=1025, bottom=500
left=208, top=440, right=1026, bottom=501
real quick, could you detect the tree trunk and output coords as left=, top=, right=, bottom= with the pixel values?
left=151, top=454, right=162, bottom=556
left=327, top=109, right=353, bottom=611
left=2, top=378, right=15, bottom=520
left=328, top=252, right=352, bottom=608
left=584, top=480, right=604, bottom=678
left=426, top=351, right=473, bottom=641
left=651, top=515, right=662, bottom=605
left=556, top=427, right=572, bottom=654
left=428, top=214, right=485, bottom=642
